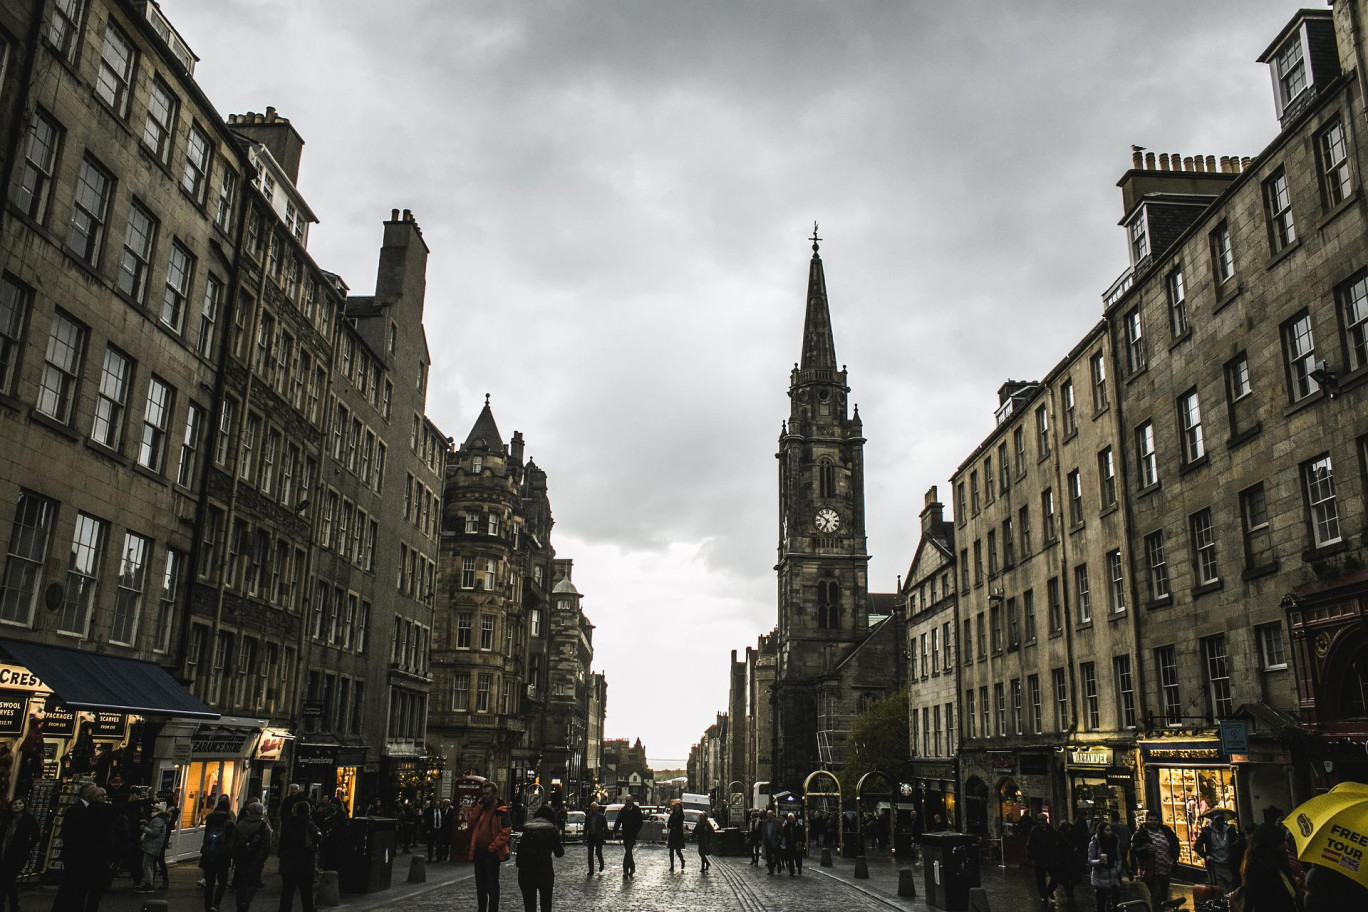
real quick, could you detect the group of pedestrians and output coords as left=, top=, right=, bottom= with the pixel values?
left=747, top=808, right=805, bottom=876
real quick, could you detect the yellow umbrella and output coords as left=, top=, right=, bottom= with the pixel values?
left=1284, top=781, right=1368, bottom=889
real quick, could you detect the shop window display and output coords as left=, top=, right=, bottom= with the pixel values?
left=1154, top=767, right=1235, bottom=866
left=180, top=760, right=239, bottom=830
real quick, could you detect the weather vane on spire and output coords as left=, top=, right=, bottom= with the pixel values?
left=810, top=221, right=821, bottom=253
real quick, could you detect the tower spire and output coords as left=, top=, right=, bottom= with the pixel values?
left=800, top=222, right=837, bottom=371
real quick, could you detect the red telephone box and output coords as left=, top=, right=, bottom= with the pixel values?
left=449, top=775, right=487, bottom=861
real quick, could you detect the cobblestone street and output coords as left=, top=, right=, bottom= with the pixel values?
left=70, top=842, right=1204, bottom=912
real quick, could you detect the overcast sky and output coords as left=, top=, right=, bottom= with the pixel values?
left=174, top=0, right=1300, bottom=766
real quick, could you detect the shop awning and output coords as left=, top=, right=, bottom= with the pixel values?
left=0, top=639, right=218, bottom=719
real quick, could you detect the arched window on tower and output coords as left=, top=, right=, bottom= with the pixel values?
left=817, top=577, right=841, bottom=628
left=819, top=459, right=836, bottom=499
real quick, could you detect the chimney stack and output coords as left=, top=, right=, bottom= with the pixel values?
left=228, top=108, right=306, bottom=185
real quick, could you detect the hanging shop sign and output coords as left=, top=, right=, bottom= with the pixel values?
left=40, top=697, right=76, bottom=737
left=988, top=752, right=1016, bottom=774
left=0, top=693, right=28, bottom=734
left=255, top=728, right=292, bottom=762
left=1218, top=721, right=1249, bottom=756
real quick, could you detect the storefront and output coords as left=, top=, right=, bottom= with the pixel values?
left=1139, top=738, right=1235, bottom=870
left=166, top=716, right=264, bottom=857
left=1065, top=744, right=1137, bottom=824
left=0, top=639, right=217, bottom=875
left=908, top=759, right=958, bottom=829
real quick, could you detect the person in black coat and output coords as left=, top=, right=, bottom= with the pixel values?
left=694, top=811, right=714, bottom=873
left=583, top=803, right=608, bottom=875
left=610, top=795, right=644, bottom=878
left=0, top=798, right=40, bottom=912
left=515, top=806, right=563, bottom=912
left=1051, top=820, right=1081, bottom=910
left=277, top=801, right=321, bottom=912
left=198, top=794, right=235, bottom=912
left=665, top=804, right=686, bottom=872
left=1027, top=814, right=1059, bottom=904
left=780, top=813, right=804, bottom=876
left=51, top=784, right=116, bottom=912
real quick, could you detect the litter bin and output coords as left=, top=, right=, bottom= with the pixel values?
left=338, top=816, right=398, bottom=894
left=920, top=831, right=980, bottom=911
left=718, top=827, right=745, bottom=856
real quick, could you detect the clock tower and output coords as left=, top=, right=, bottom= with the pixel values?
left=773, top=229, right=872, bottom=789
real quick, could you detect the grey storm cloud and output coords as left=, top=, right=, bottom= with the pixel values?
left=173, top=0, right=1299, bottom=759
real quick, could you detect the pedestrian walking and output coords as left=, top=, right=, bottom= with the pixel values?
left=694, top=811, right=714, bottom=873
left=1195, top=810, right=1246, bottom=894
left=781, top=813, right=804, bottom=876
left=52, top=784, right=116, bottom=912
left=397, top=800, right=418, bottom=854
left=760, top=809, right=783, bottom=875
left=583, top=802, right=607, bottom=875
left=0, top=798, right=40, bottom=912
left=277, top=801, right=320, bottom=912
left=198, top=795, right=235, bottom=912
left=466, top=782, right=511, bottom=912
left=666, top=803, right=686, bottom=872
left=1109, top=811, right=1132, bottom=879
left=278, top=785, right=307, bottom=826
left=515, top=805, right=563, bottom=912
left=1228, top=823, right=1301, bottom=912
left=229, top=800, right=271, bottom=912
left=748, top=809, right=763, bottom=864
left=1052, top=820, right=1081, bottom=910
left=1028, top=813, right=1058, bottom=906
left=311, top=796, right=342, bottom=871
left=134, top=802, right=170, bottom=893
left=422, top=801, right=442, bottom=861
left=1129, top=810, right=1180, bottom=912
left=1088, top=819, right=1124, bottom=912
left=610, top=794, right=643, bottom=878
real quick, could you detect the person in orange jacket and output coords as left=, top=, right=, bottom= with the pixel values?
left=467, top=782, right=511, bottom=912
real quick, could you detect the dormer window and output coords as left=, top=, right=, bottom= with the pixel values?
left=1259, top=12, right=1339, bottom=125
left=1274, top=38, right=1307, bottom=110
left=1127, top=208, right=1149, bottom=265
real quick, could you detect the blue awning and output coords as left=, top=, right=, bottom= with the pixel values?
left=0, top=639, right=217, bottom=720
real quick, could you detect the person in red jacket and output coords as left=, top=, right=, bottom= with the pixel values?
left=466, top=783, right=511, bottom=912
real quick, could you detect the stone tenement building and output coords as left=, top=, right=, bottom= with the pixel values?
left=915, top=2, right=1368, bottom=879
left=0, top=0, right=448, bottom=841
left=1101, top=3, right=1367, bottom=856
left=951, top=319, right=1138, bottom=840
left=430, top=401, right=601, bottom=815
left=545, top=558, right=595, bottom=803
left=900, top=486, right=958, bottom=827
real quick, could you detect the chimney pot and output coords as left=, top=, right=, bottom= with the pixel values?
left=403, top=208, right=412, bottom=221
left=1195, top=156, right=1206, bottom=173
left=1205, top=155, right=1217, bottom=172
left=1183, top=156, right=1194, bottom=171
left=1144, top=152, right=1156, bottom=169
left=1242, top=156, right=1253, bottom=170
left=1158, top=153, right=1170, bottom=170
left=1132, top=150, right=1144, bottom=169
left=391, top=208, right=400, bottom=221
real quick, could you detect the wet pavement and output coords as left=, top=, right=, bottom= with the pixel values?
left=43, top=842, right=1204, bottom=911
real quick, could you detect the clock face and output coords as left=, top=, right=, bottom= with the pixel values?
left=814, top=508, right=840, bottom=533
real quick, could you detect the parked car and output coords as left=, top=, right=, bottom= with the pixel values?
left=563, top=810, right=585, bottom=841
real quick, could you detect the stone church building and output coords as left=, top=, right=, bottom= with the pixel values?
left=771, top=235, right=903, bottom=793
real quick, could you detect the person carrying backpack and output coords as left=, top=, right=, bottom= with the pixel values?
left=278, top=801, right=321, bottom=912
left=199, top=795, right=235, bottom=912
left=229, top=800, right=272, bottom=912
